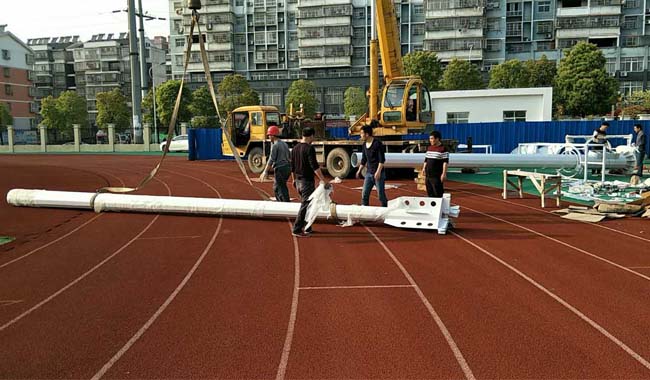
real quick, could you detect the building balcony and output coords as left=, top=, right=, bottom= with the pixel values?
left=435, top=49, right=483, bottom=62
left=299, top=17, right=351, bottom=28
left=298, top=36, right=351, bottom=47
left=556, top=28, right=620, bottom=38
left=556, top=5, right=621, bottom=18
left=299, top=0, right=350, bottom=7
left=300, top=56, right=350, bottom=68
left=190, top=42, right=234, bottom=51
left=186, top=61, right=234, bottom=72
left=424, top=28, right=484, bottom=39
left=203, top=3, right=234, bottom=13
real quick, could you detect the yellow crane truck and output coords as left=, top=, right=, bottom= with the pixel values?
left=221, top=0, right=439, bottom=178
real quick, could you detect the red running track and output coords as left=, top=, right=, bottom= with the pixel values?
left=1, top=155, right=649, bottom=379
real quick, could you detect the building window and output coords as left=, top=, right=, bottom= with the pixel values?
left=5, top=84, right=13, bottom=96
left=506, top=23, right=522, bottom=37
left=1, top=49, right=10, bottom=60
left=447, top=112, right=469, bottom=124
left=620, top=81, right=643, bottom=97
left=412, top=24, right=424, bottom=35
left=503, top=111, right=526, bottom=122
left=486, top=39, right=501, bottom=52
left=623, top=36, right=641, bottom=48
left=622, top=16, right=639, bottom=29
left=413, top=4, right=424, bottom=15
left=175, top=38, right=185, bottom=47
left=537, top=1, right=551, bottom=13
left=624, top=0, right=640, bottom=8
left=263, top=92, right=282, bottom=106
left=537, top=22, right=552, bottom=34
left=3, top=67, right=9, bottom=78
left=506, top=2, right=521, bottom=16
left=605, top=58, right=617, bottom=75
left=486, top=18, right=501, bottom=32
left=621, top=57, right=643, bottom=72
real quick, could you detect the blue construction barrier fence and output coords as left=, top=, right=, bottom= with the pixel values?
left=188, top=128, right=233, bottom=160
left=330, top=120, right=649, bottom=154
left=189, top=121, right=648, bottom=161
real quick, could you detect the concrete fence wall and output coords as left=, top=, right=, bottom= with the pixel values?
left=0, top=123, right=162, bottom=154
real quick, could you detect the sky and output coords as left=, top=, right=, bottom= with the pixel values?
left=1, top=0, right=171, bottom=43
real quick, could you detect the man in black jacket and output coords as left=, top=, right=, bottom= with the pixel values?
left=291, top=127, right=326, bottom=237
left=356, top=125, right=388, bottom=207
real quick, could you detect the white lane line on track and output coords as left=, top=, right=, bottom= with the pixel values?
left=0, top=213, right=103, bottom=270
left=0, top=174, right=170, bottom=332
left=396, top=186, right=650, bottom=283
left=365, top=226, right=476, bottom=380
left=299, top=285, right=414, bottom=290
left=138, top=235, right=201, bottom=240
left=275, top=220, right=301, bottom=380
left=0, top=216, right=160, bottom=332
left=0, top=300, right=23, bottom=308
left=460, top=204, right=650, bottom=283
left=628, top=266, right=650, bottom=269
left=452, top=229, right=650, bottom=371
left=163, top=164, right=300, bottom=380
left=450, top=185, right=650, bottom=244
left=92, top=169, right=224, bottom=380
left=0, top=165, right=141, bottom=270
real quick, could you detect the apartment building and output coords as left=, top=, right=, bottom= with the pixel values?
left=168, top=0, right=650, bottom=116
left=26, top=36, right=79, bottom=123
left=71, top=33, right=167, bottom=125
left=0, top=25, right=36, bottom=129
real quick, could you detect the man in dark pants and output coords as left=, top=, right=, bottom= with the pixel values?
left=422, top=131, right=449, bottom=198
left=633, top=124, right=646, bottom=178
left=356, top=124, right=388, bottom=207
left=291, top=127, right=326, bottom=237
left=260, top=125, right=291, bottom=202
left=591, top=121, right=609, bottom=175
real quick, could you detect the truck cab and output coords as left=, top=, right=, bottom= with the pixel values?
left=221, top=105, right=285, bottom=173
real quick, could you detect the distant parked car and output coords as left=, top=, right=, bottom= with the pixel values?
left=160, top=134, right=189, bottom=152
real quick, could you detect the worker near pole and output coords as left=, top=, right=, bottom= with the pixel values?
left=260, top=125, right=291, bottom=202
left=422, top=130, right=449, bottom=198
left=356, top=124, right=388, bottom=207
left=633, top=123, right=646, bottom=179
left=291, top=127, right=327, bottom=237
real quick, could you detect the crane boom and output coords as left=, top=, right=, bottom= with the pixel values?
left=375, top=0, right=403, bottom=81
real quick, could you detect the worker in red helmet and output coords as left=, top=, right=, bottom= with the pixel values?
left=260, top=124, right=291, bottom=202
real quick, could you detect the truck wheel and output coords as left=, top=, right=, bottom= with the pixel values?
left=326, top=148, right=351, bottom=178
left=247, top=147, right=265, bottom=174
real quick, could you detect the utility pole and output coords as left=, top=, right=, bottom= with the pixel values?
left=127, top=0, right=143, bottom=143
left=138, top=0, right=148, bottom=100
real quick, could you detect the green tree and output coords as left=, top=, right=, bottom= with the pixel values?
left=142, top=89, right=154, bottom=125
left=96, top=88, right=130, bottom=132
left=0, top=103, right=13, bottom=127
left=217, top=74, right=260, bottom=114
left=555, top=42, right=618, bottom=117
left=343, top=87, right=366, bottom=119
left=40, top=91, right=87, bottom=131
left=402, top=51, right=443, bottom=90
left=189, top=86, right=220, bottom=128
left=526, top=55, right=557, bottom=87
left=488, top=59, right=532, bottom=89
left=155, top=80, right=192, bottom=128
left=441, top=59, right=483, bottom=90
left=189, top=86, right=218, bottom=118
left=285, top=79, right=318, bottom=118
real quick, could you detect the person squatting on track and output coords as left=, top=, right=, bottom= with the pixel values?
left=422, top=131, right=449, bottom=198
left=356, top=124, right=388, bottom=207
left=291, top=127, right=327, bottom=237
left=260, top=125, right=291, bottom=202
left=633, top=123, right=646, bottom=178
